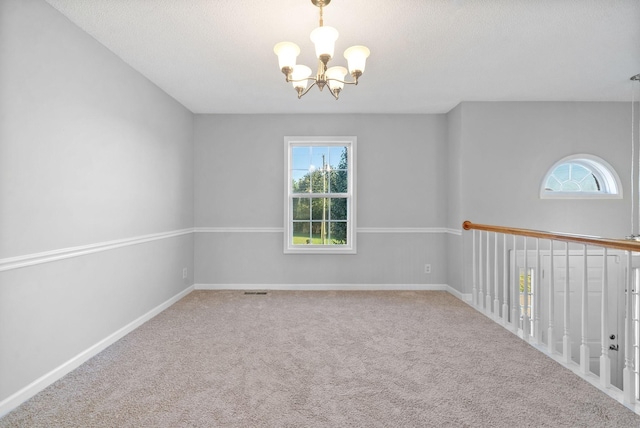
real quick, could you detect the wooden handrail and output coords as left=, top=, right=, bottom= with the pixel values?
left=462, top=220, right=640, bottom=252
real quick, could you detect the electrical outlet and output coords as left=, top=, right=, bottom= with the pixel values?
left=424, top=264, right=431, bottom=274
left=182, top=268, right=188, bottom=279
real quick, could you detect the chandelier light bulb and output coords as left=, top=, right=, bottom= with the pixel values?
left=326, top=66, right=348, bottom=91
left=273, top=42, right=301, bottom=74
left=290, top=65, right=312, bottom=90
left=310, top=26, right=339, bottom=63
left=344, top=46, right=370, bottom=77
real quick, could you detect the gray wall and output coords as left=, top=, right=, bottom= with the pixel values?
left=447, top=101, right=633, bottom=294
left=0, top=0, right=194, bottom=404
left=446, top=105, right=464, bottom=291
left=2, top=0, right=635, bottom=412
left=459, top=102, right=630, bottom=237
left=194, top=114, right=450, bottom=285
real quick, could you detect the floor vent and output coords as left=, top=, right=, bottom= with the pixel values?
left=243, top=291, right=268, bottom=295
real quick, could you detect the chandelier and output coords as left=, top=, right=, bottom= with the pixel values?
left=273, top=0, right=370, bottom=100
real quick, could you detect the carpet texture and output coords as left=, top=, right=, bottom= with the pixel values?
left=1, top=290, right=639, bottom=427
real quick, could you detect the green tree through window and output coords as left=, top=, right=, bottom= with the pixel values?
left=285, top=137, right=356, bottom=254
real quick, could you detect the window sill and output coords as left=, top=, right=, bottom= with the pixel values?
left=540, top=192, right=622, bottom=200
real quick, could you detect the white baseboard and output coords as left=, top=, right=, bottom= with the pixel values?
left=445, top=286, right=473, bottom=303
left=0, top=285, right=194, bottom=418
left=195, top=283, right=451, bottom=291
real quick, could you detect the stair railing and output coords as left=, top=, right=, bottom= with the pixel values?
left=463, top=221, right=640, bottom=411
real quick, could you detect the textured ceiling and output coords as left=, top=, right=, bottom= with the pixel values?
left=44, top=0, right=640, bottom=114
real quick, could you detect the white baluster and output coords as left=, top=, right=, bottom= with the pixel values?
left=503, top=234, right=509, bottom=326
left=511, top=235, right=518, bottom=332
left=580, top=244, right=590, bottom=374
left=600, top=247, right=610, bottom=388
left=472, top=230, right=477, bottom=306
left=623, top=251, right=636, bottom=404
left=523, top=237, right=529, bottom=341
left=534, top=238, right=541, bottom=344
left=486, top=231, right=491, bottom=313
left=548, top=239, right=555, bottom=354
left=478, top=232, right=484, bottom=310
left=563, top=241, right=572, bottom=364
left=493, top=232, right=499, bottom=317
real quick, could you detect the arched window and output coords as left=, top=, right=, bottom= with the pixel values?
left=540, top=154, right=622, bottom=199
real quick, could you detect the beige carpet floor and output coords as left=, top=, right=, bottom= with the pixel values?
left=1, top=290, right=639, bottom=427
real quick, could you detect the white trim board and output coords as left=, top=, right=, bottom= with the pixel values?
left=0, top=227, right=464, bottom=273
left=196, top=227, right=463, bottom=235
left=0, top=229, right=193, bottom=273
left=196, top=284, right=472, bottom=302
left=357, top=227, right=461, bottom=235
left=195, top=283, right=452, bottom=291
left=0, top=285, right=195, bottom=418
left=194, top=227, right=283, bottom=233
left=446, top=287, right=473, bottom=303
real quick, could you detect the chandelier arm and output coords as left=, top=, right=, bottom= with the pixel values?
left=287, top=76, right=319, bottom=84
left=326, top=77, right=358, bottom=86
left=327, top=85, right=339, bottom=100
left=297, top=80, right=319, bottom=99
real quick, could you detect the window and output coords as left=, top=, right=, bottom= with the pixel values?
left=540, top=154, right=622, bottom=199
left=519, top=268, right=535, bottom=338
left=284, top=136, right=356, bottom=254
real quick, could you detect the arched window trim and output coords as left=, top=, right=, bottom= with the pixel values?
left=540, top=154, right=623, bottom=200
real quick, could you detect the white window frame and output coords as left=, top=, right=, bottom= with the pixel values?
left=540, top=154, right=623, bottom=199
left=284, top=136, right=357, bottom=254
